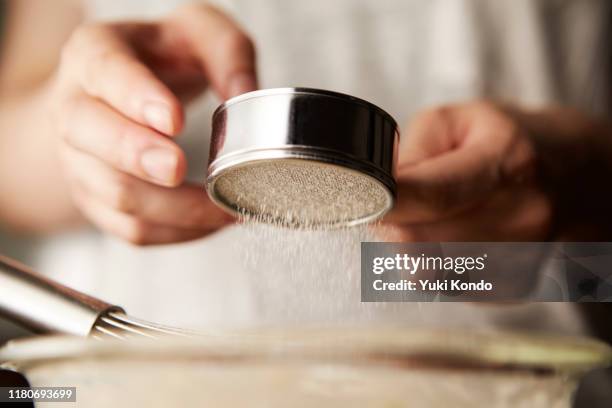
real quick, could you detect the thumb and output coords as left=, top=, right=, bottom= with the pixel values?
left=387, top=106, right=504, bottom=223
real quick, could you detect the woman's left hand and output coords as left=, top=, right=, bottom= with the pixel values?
left=381, top=101, right=552, bottom=241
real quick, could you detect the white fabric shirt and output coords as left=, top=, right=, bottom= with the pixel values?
left=31, top=0, right=609, bottom=333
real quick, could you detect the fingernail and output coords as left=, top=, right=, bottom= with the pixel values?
left=143, top=102, right=173, bottom=134
left=140, top=148, right=178, bottom=184
left=227, top=72, right=257, bottom=98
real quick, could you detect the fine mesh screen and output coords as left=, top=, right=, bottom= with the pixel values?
left=212, top=159, right=392, bottom=227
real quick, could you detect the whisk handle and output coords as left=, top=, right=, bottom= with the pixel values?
left=0, top=254, right=123, bottom=337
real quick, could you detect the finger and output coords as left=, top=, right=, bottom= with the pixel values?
left=62, top=23, right=183, bottom=135
left=169, top=4, right=257, bottom=99
left=380, top=187, right=551, bottom=241
left=396, top=107, right=459, bottom=166
left=72, top=187, right=214, bottom=246
left=389, top=142, right=502, bottom=223
left=60, top=94, right=186, bottom=186
left=62, top=145, right=233, bottom=229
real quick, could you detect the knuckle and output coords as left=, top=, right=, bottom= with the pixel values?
left=63, top=23, right=107, bottom=59
left=470, top=100, right=497, bottom=112
left=176, top=2, right=214, bottom=15
left=68, top=181, right=88, bottom=206
left=404, top=106, right=455, bottom=146
left=220, top=29, right=253, bottom=56
left=85, top=50, right=124, bottom=95
left=61, top=26, right=87, bottom=61
left=173, top=2, right=223, bottom=24
left=53, top=112, right=71, bottom=142
left=123, top=219, right=150, bottom=245
left=53, top=95, right=80, bottom=141
left=113, top=121, right=135, bottom=171
left=63, top=23, right=125, bottom=94
left=108, top=174, right=138, bottom=214
left=414, top=106, right=452, bottom=127
left=493, top=120, right=527, bottom=161
left=58, top=145, right=82, bottom=178
left=429, top=105, right=453, bottom=118
left=466, top=100, right=504, bottom=118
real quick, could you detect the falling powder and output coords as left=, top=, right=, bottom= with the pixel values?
left=238, top=216, right=374, bottom=324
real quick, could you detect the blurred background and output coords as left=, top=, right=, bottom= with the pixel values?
left=0, top=0, right=611, bottom=405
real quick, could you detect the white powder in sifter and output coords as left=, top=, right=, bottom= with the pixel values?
left=213, top=159, right=392, bottom=228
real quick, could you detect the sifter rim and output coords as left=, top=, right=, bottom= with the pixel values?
left=213, top=87, right=400, bottom=133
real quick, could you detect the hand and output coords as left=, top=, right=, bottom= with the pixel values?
left=50, top=4, right=256, bottom=245
left=381, top=102, right=552, bottom=241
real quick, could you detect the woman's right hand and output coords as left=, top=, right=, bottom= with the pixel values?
left=50, top=4, right=256, bottom=245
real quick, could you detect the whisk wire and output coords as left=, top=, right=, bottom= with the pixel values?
left=92, top=312, right=192, bottom=340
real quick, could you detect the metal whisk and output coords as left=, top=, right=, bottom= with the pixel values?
left=0, top=255, right=190, bottom=339
left=92, top=312, right=192, bottom=340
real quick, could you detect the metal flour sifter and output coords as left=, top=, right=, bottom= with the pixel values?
left=206, top=88, right=399, bottom=228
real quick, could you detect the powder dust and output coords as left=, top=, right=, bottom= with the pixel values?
left=234, top=217, right=496, bottom=330
left=236, top=215, right=409, bottom=326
